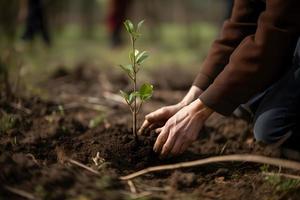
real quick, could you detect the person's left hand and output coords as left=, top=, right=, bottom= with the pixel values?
left=153, top=99, right=214, bottom=157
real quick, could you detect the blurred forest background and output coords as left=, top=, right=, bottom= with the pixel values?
left=0, top=0, right=231, bottom=97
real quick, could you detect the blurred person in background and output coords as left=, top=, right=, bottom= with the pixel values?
left=107, top=0, right=132, bottom=47
left=21, top=0, right=51, bottom=46
left=140, top=0, right=300, bottom=159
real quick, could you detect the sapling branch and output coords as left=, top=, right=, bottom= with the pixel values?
left=119, top=20, right=153, bottom=141
left=132, top=37, right=137, bottom=139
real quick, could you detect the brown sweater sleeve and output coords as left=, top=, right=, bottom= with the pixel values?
left=193, top=0, right=265, bottom=90
left=198, top=0, right=300, bottom=115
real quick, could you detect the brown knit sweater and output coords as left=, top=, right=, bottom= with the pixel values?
left=193, top=0, right=300, bottom=115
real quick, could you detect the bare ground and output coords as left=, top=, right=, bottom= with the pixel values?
left=1, top=64, right=300, bottom=200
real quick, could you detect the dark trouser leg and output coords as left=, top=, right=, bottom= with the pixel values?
left=22, top=0, right=51, bottom=45
left=253, top=63, right=300, bottom=150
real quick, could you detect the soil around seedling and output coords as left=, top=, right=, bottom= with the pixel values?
left=100, top=128, right=159, bottom=170
left=1, top=65, right=300, bottom=200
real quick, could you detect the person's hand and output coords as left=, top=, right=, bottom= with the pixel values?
left=153, top=99, right=213, bottom=157
left=139, top=103, right=184, bottom=135
left=139, top=86, right=203, bottom=135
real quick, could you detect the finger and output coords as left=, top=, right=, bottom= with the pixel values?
left=170, top=137, right=184, bottom=156
left=146, top=108, right=169, bottom=123
left=148, top=122, right=164, bottom=131
left=161, top=131, right=177, bottom=157
left=153, top=126, right=169, bottom=153
left=155, top=127, right=162, bottom=134
left=142, top=122, right=165, bottom=135
left=142, top=123, right=158, bottom=135
left=138, top=119, right=150, bottom=135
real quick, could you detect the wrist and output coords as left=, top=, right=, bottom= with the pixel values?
left=178, top=99, right=189, bottom=107
left=190, top=99, right=214, bottom=118
left=180, top=86, right=203, bottom=107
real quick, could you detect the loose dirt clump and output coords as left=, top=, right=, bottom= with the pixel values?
left=100, top=127, right=159, bottom=170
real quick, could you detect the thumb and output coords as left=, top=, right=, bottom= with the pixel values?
left=146, top=108, right=169, bottom=122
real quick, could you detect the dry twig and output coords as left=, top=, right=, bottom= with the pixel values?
left=26, top=153, right=41, bottom=167
left=4, top=186, right=37, bottom=200
left=127, top=180, right=137, bottom=193
left=62, top=102, right=108, bottom=112
left=68, top=159, right=100, bottom=176
left=120, top=154, right=300, bottom=180
left=262, top=172, right=300, bottom=180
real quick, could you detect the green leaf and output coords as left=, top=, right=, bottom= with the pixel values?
left=129, top=50, right=139, bottom=63
left=120, top=90, right=129, bottom=102
left=137, top=20, right=145, bottom=32
left=119, top=64, right=133, bottom=77
left=136, top=51, right=149, bottom=64
left=124, top=20, right=134, bottom=34
left=128, top=91, right=139, bottom=104
left=139, top=83, right=153, bottom=101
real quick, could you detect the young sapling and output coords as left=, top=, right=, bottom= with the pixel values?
left=119, top=20, right=153, bottom=141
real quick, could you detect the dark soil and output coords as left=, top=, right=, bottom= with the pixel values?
left=1, top=65, right=300, bottom=200
left=100, top=128, right=159, bottom=170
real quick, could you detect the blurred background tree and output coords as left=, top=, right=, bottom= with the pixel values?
left=0, top=0, right=232, bottom=92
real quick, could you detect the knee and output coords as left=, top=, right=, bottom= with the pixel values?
left=253, top=109, right=286, bottom=144
left=253, top=115, right=273, bottom=144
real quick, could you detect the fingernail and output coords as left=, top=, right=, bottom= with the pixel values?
left=153, top=147, right=157, bottom=152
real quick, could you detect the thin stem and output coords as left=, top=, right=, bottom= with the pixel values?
left=125, top=100, right=134, bottom=113
left=137, top=101, right=143, bottom=114
left=131, top=36, right=138, bottom=140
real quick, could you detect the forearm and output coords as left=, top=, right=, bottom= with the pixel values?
left=179, top=86, right=203, bottom=107
left=193, top=0, right=263, bottom=91
left=199, top=0, right=300, bottom=116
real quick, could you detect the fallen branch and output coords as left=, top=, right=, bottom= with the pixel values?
left=58, top=93, right=118, bottom=108
left=62, top=102, right=108, bottom=112
left=127, top=180, right=137, bottom=193
left=68, top=159, right=100, bottom=176
left=4, top=186, right=37, bottom=200
left=120, top=154, right=300, bottom=180
left=262, top=172, right=300, bottom=180
left=26, top=153, right=41, bottom=167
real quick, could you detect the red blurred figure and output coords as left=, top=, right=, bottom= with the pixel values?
left=107, top=0, right=132, bottom=47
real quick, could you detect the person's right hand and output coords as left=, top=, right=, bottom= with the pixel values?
left=139, top=86, right=203, bottom=135
left=139, top=103, right=184, bottom=135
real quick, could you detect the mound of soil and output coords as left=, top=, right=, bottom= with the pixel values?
left=60, top=123, right=162, bottom=173
left=100, top=127, right=159, bottom=170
